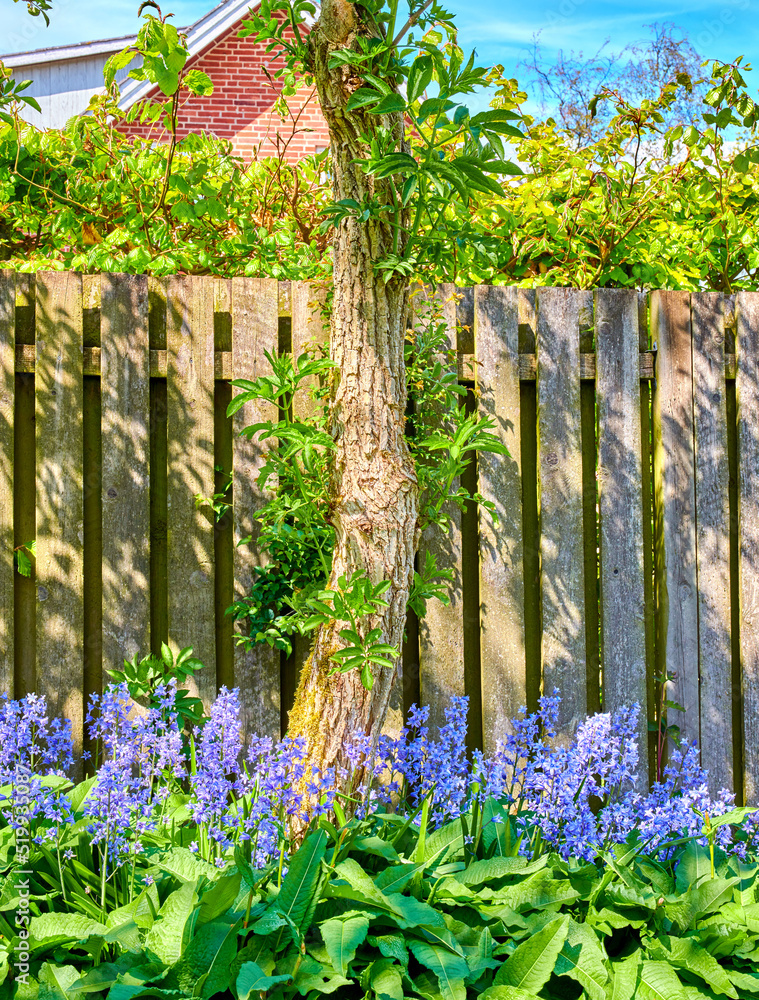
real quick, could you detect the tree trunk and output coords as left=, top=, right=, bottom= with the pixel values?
left=286, top=0, right=418, bottom=774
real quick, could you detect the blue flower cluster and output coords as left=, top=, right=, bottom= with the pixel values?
left=83, top=681, right=186, bottom=868
left=0, top=693, right=74, bottom=833
left=0, top=685, right=752, bottom=873
left=469, top=693, right=737, bottom=860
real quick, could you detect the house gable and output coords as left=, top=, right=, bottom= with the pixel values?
left=3, top=0, right=328, bottom=160
left=120, top=12, right=329, bottom=162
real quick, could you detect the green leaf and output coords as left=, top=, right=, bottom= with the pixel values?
left=272, top=828, right=329, bottom=940
left=29, top=913, right=107, bottom=952
left=608, top=954, right=642, bottom=1000
left=172, top=918, right=238, bottom=998
left=370, top=959, right=404, bottom=1000
left=676, top=843, right=714, bottom=892
left=647, top=937, right=736, bottom=997
left=636, top=961, right=686, bottom=1000
left=352, top=836, right=401, bottom=862
left=237, top=961, right=292, bottom=999
left=555, top=917, right=608, bottom=1000
left=454, top=857, right=541, bottom=886
left=408, top=940, right=469, bottom=1000
left=368, top=93, right=407, bottom=115
left=424, top=819, right=466, bottom=863
left=150, top=846, right=218, bottom=883
left=184, top=69, right=214, bottom=96
left=480, top=988, right=541, bottom=1000
left=144, top=879, right=199, bottom=966
left=493, top=915, right=569, bottom=992
left=320, top=913, right=370, bottom=976
left=37, top=963, right=81, bottom=998
left=195, top=871, right=241, bottom=926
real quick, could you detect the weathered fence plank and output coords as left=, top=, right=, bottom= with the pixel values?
left=231, top=277, right=280, bottom=738
left=100, top=274, right=151, bottom=674
left=737, top=291, right=759, bottom=804
left=638, top=292, right=656, bottom=779
left=285, top=281, right=330, bottom=723
left=474, top=285, right=525, bottom=749
left=651, top=290, right=700, bottom=748
left=0, top=273, right=13, bottom=693
left=596, top=289, right=648, bottom=782
left=35, top=272, right=84, bottom=762
left=417, top=285, right=466, bottom=734
left=692, top=293, right=733, bottom=794
left=166, top=276, right=216, bottom=707
left=537, top=288, right=586, bottom=738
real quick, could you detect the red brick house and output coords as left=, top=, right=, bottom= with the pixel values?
left=3, top=0, right=330, bottom=161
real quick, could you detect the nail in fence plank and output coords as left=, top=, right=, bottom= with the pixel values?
left=166, top=276, right=216, bottom=708
left=651, top=291, right=700, bottom=747
left=692, top=294, right=733, bottom=794
left=737, top=291, right=759, bottom=804
left=100, top=275, right=151, bottom=675
left=231, top=278, right=280, bottom=739
left=474, top=286, right=525, bottom=750
left=417, top=285, right=466, bottom=734
left=0, top=272, right=13, bottom=692
left=596, top=289, right=648, bottom=783
left=35, top=272, right=85, bottom=763
left=536, top=288, right=586, bottom=738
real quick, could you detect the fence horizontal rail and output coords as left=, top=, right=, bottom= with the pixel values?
left=0, top=273, right=756, bottom=805
left=12, top=344, right=662, bottom=381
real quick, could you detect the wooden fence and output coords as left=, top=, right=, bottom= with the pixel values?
left=1, top=273, right=757, bottom=801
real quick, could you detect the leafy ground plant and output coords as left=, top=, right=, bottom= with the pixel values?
left=2, top=688, right=759, bottom=996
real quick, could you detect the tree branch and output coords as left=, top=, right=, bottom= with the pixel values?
left=390, top=0, right=434, bottom=50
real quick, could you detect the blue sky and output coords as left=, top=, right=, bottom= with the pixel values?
left=4, top=0, right=759, bottom=99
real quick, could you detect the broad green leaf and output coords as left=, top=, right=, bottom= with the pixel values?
left=455, top=857, right=543, bottom=886
left=195, top=871, right=242, bottom=926
left=480, top=988, right=541, bottom=1000
left=353, top=836, right=401, bottom=862
left=370, top=959, right=404, bottom=1000
left=424, top=820, right=466, bottom=863
left=648, top=936, right=736, bottom=997
left=330, top=857, right=403, bottom=916
left=555, top=917, right=608, bottom=1000
left=608, top=954, right=642, bottom=1000
left=173, top=918, right=239, bottom=999
left=320, top=913, right=370, bottom=976
left=494, top=914, right=569, bottom=992
left=370, top=932, right=409, bottom=968
left=272, top=828, right=329, bottom=941
left=387, top=892, right=449, bottom=930
left=490, top=872, right=580, bottom=913
left=408, top=939, right=469, bottom=1000
left=29, top=913, right=107, bottom=952
left=37, top=963, right=81, bottom=998
left=144, top=879, right=199, bottom=966
left=375, top=861, right=426, bottom=894
left=727, top=970, right=759, bottom=993
left=237, top=961, right=292, bottom=999
left=636, top=961, right=686, bottom=1000
left=149, top=846, right=218, bottom=883
left=278, top=951, right=352, bottom=995
left=676, top=844, right=714, bottom=893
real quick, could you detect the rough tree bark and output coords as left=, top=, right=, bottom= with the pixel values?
left=287, top=0, right=418, bottom=771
